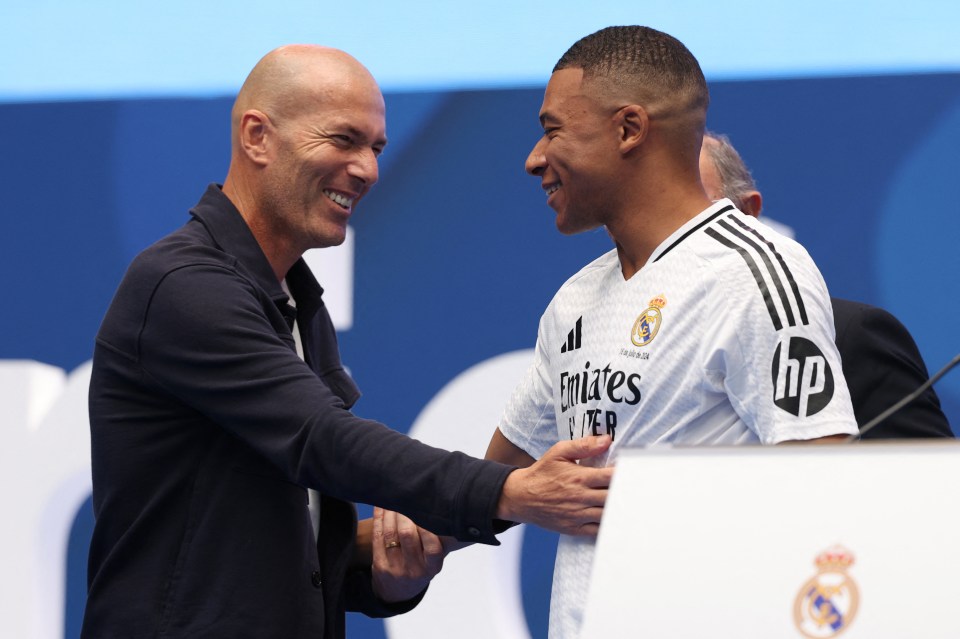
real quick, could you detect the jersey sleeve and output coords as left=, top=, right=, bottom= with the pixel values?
left=709, top=235, right=859, bottom=444
left=498, top=313, right=559, bottom=459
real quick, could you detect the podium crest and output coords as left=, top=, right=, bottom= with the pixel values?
left=793, top=545, right=860, bottom=638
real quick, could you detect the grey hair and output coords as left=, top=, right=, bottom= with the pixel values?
left=703, top=131, right=758, bottom=212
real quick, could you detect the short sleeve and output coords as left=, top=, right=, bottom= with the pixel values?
left=715, top=242, right=859, bottom=444
left=499, top=316, right=558, bottom=459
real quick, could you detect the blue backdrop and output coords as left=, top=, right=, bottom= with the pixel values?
left=3, top=72, right=958, bottom=637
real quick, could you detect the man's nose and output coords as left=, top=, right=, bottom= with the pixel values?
left=525, top=137, right=547, bottom=177
left=350, top=148, right=379, bottom=186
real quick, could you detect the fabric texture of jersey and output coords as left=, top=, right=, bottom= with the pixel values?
left=499, top=199, right=858, bottom=639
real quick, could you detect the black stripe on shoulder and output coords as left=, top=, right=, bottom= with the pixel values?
left=705, top=227, right=782, bottom=331
left=654, top=205, right=734, bottom=263
left=717, top=217, right=796, bottom=327
left=725, top=215, right=809, bottom=325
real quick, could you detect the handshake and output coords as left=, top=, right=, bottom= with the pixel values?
left=358, top=435, right=614, bottom=603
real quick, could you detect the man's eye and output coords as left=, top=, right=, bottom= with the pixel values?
left=332, top=134, right=352, bottom=144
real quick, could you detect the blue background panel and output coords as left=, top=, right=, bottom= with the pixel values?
left=2, top=72, right=957, bottom=638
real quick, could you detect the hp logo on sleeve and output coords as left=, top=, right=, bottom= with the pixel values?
left=771, top=336, right=834, bottom=417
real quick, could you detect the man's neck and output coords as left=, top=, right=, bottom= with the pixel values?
left=222, top=173, right=297, bottom=281
left=608, top=187, right=713, bottom=280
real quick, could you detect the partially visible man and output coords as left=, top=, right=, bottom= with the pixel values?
left=485, top=26, right=858, bottom=639
left=82, top=45, right=614, bottom=639
left=700, top=131, right=953, bottom=439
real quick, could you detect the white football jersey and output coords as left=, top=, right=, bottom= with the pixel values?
left=499, top=199, right=858, bottom=639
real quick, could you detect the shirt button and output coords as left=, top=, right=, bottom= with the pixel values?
left=311, top=571, right=322, bottom=588
left=467, top=526, right=481, bottom=537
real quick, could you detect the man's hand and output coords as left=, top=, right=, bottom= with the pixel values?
left=370, top=507, right=446, bottom=603
left=496, top=435, right=613, bottom=536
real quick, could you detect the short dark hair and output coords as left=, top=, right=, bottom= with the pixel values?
left=554, top=26, right=709, bottom=112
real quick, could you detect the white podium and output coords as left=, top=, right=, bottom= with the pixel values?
left=581, top=441, right=960, bottom=638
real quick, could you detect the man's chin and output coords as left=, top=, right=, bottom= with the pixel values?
left=308, top=227, right=348, bottom=250
left=555, top=215, right=598, bottom=236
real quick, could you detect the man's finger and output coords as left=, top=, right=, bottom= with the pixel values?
left=381, top=508, right=400, bottom=556
left=396, top=513, right=421, bottom=567
left=373, top=506, right=384, bottom=534
left=543, top=435, right=612, bottom=462
left=566, top=487, right=609, bottom=508
left=419, top=527, right=443, bottom=557
left=581, top=467, right=614, bottom=489
left=420, top=528, right=445, bottom=576
left=371, top=507, right=385, bottom=565
left=576, top=506, right=605, bottom=525
left=417, top=523, right=444, bottom=563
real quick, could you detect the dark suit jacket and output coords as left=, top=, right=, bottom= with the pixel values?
left=832, top=297, right=952, bottom=439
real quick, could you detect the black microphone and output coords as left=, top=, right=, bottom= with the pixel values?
left=846, top=351, right=960, bottom=441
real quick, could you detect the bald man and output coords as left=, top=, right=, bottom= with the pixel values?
left=484, top=27, right=859, bottom=638
left=699, top=131, right=952, bottom=438
left=83, top=45, right=613, bottom=639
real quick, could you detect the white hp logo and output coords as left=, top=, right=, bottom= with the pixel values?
left=772, top=336, right=834, bottom=417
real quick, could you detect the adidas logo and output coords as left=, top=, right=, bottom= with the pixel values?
left=560, top=317, right=583, bottom=353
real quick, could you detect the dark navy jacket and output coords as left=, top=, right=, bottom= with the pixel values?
left=83, top=185, right=513, bottom=638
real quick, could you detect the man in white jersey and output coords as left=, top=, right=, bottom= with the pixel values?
left=484, top=26, right=859, bottom=638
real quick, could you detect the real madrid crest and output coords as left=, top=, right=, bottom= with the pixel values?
left=793, top=546, right=860, bottom=638
left=631, top=295, right=666, bottom=347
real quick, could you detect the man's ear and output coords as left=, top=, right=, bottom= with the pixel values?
left=740, top=190, right=763, bottom=218
left=238, top=109, right=273, bottom=166
left=617, top=104, right=649, bottom=154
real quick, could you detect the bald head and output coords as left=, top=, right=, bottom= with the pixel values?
left=222, top=44, right=387, bottom=278
left=231, top=45, right=382, bottom=146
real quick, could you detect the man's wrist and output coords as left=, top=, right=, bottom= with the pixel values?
left=495, top=467, right=523, bottom=523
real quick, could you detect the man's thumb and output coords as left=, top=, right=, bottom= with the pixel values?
left=549, top=435, right=612, bottom=461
